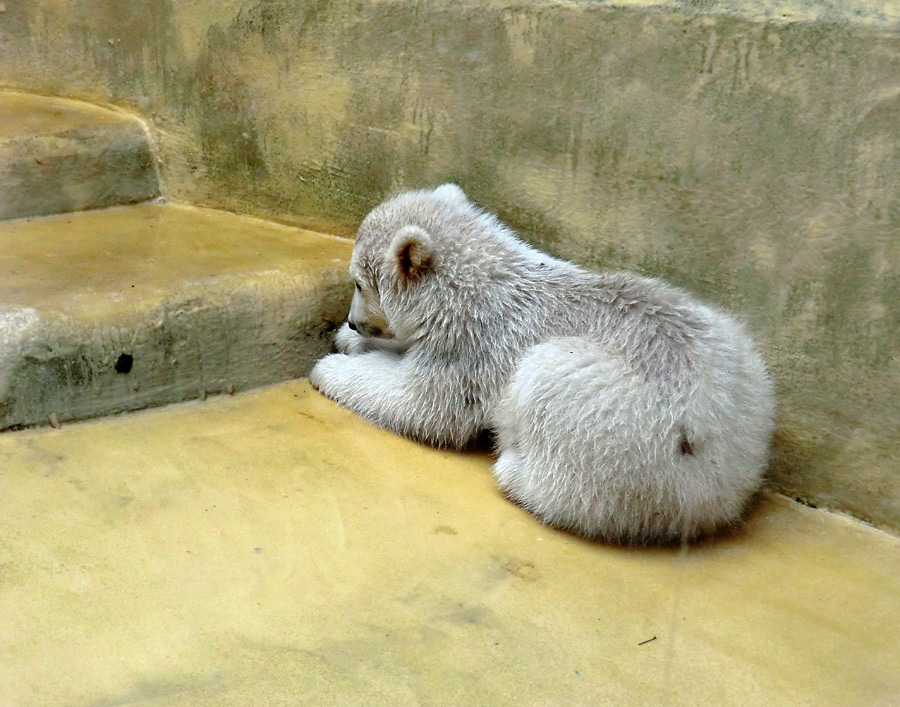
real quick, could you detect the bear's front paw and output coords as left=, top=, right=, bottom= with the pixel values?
left=308, top=355, right=332, bottom=392
left=334, top=322, right=366, bottom=355
left=309, top=353, right=351, bottom=399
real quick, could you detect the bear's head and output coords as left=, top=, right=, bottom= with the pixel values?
left=345, top=183, right=499, bottom=347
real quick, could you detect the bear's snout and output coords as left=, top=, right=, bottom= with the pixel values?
left=351, top=320, right=385, bottom=338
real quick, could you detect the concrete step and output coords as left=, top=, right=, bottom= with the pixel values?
left=1, top=380, right=897, bottom=705
left=0, top=203, right=352, bottom=430
left=0, top=90, right=160, bottom=220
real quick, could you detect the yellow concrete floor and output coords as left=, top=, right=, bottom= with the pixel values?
left=1, top=381, right=898, bottom=706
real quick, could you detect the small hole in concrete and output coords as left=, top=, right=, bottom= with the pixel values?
left=115, top=354, right=134, bottom=374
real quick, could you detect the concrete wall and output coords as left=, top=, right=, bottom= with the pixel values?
left=1, top=0, right=898, bottom=532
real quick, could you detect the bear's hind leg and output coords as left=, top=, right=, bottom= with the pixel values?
left=489, top=338, right=664, bottom=541
left=492, top=448, right=533, bottom=507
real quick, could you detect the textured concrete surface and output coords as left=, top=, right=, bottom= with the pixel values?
left=0, top=90, right=159, bottom=219
left=0, top=0, right=897, bottom=530
left=0, top=380, right=898, bottom=706
left=0, top=203, right=352, bottom=430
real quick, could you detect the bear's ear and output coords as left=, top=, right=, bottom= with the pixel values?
left=432, top=183, right=468, bottom=204
left=388, top=225, right=434, bottom=285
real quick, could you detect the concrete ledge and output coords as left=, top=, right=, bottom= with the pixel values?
left=0, top=91, right=160, bottom=220
left=1, top=380, right=897, bottom=705
left=0, top=203, right=353, bottom=429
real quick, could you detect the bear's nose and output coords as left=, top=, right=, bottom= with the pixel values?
left=347, top=320, right=357, bottom=332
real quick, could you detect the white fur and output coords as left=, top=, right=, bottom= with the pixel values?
left=310, top=185, right=775, bottom=544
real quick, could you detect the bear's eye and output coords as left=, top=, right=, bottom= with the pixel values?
left=355, top=282, right=362, bottom=292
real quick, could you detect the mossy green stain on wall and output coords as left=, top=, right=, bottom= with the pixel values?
left=195, top=26, right=269, bottom=182
left=1, top=0, right=899, bottom=529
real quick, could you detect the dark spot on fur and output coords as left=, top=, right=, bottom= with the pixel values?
left=680, top=432, right=694, bottom=456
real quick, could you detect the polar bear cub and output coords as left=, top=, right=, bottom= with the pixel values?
left=310, top=185, right=775, bottom=544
